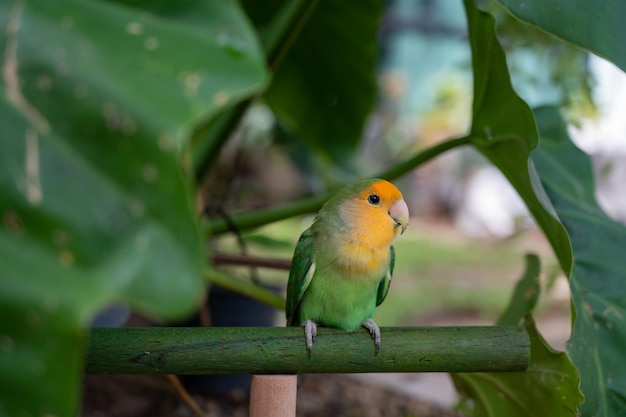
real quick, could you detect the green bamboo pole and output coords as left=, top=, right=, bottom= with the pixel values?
left=85, top=326, right=529, bottom=375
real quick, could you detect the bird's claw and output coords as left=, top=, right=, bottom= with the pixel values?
left=304, top=320, right=317, bottom=357
left=362, top=318, right=381, bottom=355
left=304, top=319, right=380, bottom=356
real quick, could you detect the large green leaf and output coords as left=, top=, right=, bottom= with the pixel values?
left=496, top=254, right=541, bottom=327
left=0, top=0, right=267, bottom=415
left=497, top=0, right=626, bottom=73
left=243, top=0, right=383, bottom=165
left=460, top=4, right=584, bottom=413
left=455, top=317, right=582, bottom=417
left=453, top=254, right=583, bottom=417
left=532, top=106, right=626, bottom=417
left=463, top=0, right=572, bottom=272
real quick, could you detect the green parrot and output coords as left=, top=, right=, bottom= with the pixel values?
left=286, top=179, right=409, bottom=355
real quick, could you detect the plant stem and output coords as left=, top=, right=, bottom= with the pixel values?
left=85, top=325, right=529, bottom=374
left=205, top=194, right=326, bottom=236
left=165, top=375, right=206, bottom=417
left=192, top=101, right=251, bottom=181
left=377, top=135, right=471, bottom=180
left=191, top=0, right=320, bottom=180
left=205, top=135, right=471, bottom=235
left=213, top=253, right=292, bottom=270
left=262, top=0, right=320, bottom=69
left=206, top=267, right=286, bottom=310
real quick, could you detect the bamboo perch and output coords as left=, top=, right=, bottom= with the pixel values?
left=85, top=326, right=529, bottom=374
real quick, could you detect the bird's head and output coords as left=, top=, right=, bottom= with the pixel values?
left=355, top=179, right=409, bottom=237
left=320, top=179, right=409, bottom=247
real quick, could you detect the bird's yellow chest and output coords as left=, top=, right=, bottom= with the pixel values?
left=330, top=232, right=392, bottom=280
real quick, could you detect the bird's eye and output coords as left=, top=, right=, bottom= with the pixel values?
left=367, top=194, right=381, bottom=205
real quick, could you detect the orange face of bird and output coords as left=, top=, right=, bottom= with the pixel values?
left=350, top=180, right=409, bottom=247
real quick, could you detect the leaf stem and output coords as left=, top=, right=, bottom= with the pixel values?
left=213, top=252, right=291, bottom=270
left=261, top=0, right=321, bottom=69
left=191, top=0, right=320, bottom=180
left=378, top=135, right=471, bottom=180
left=205, top=267, right=286, bottom=310
left=205, top=135, right=471, bottom=235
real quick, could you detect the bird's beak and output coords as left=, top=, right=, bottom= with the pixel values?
left=389, top=198, right=409, bottom=235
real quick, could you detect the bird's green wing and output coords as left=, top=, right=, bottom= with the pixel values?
left=286, top=228, right=316, bottom=326
left=376, top=245, right=395, bottom=306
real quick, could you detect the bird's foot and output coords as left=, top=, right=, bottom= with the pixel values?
left=362, top=318, right=381, bottom=355
left=304, top=320, right=317, bottom=356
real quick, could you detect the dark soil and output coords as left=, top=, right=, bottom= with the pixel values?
left=81, top=374, right=465, bottom=417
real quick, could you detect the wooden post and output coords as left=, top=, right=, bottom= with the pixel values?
left=249, top=375, right=297, bottom=417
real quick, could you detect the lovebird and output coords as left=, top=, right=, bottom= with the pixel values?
left=286, top=179, right=409, bottom=355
